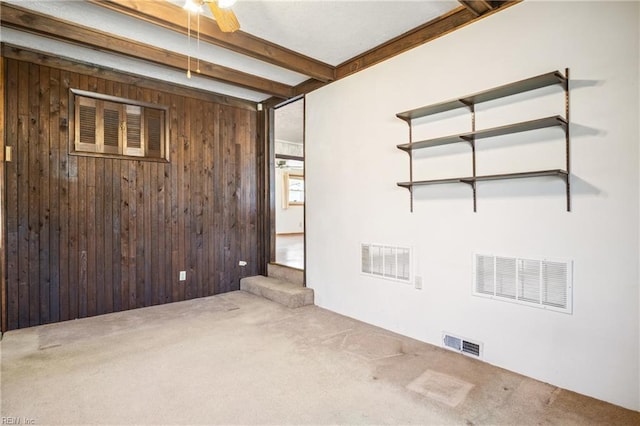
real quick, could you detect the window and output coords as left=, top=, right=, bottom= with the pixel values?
left=72, top=89, right=168, bottom=160
left=283, top=172, right=304, bottom=206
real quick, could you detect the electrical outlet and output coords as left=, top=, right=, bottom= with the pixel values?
left=415, top=276, right=422, bottom=290
left=179, top=271, right=186, bottom=281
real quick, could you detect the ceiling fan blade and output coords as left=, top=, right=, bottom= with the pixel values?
left=207, top=1, right=240, bottom=33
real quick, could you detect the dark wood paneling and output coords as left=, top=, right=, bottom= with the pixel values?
left=17, top=60, right=29, bottom=328
left=6, top=59, right=19, bottom=330
left=48, top=67, right=61, bottom=323
left=3, top=57, right=260, bottom=330
left=27, top=62, right=40, bottom=327
left=38, top=65, right=51, bottom=324
left=0, top=58, right=6, bottom=332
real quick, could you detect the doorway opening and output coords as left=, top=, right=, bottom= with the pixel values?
left=273, top=97, right=304, bottom=270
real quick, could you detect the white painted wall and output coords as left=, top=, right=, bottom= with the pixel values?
left=306, top=1, right=640, bottom=411
left=276, top=168, right=304, bottom=234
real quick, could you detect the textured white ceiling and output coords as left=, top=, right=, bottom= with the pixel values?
left=275, top=98, right=305, bottom=144
left=234, top=0, right=459, bottom=66
left=2, top=0, right=460, bottom=101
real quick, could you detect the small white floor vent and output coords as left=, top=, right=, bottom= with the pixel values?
left=443, top=333, right=482, bottom=358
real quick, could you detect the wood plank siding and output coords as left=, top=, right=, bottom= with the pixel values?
left=2, top=56, right=261, bottom=330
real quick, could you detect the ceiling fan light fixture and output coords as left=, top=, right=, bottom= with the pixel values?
left=207, top=1, right=240, bottom=32
left=217, top=0, right=237, bottom=9
left=183, top=0, right=203, bottom=13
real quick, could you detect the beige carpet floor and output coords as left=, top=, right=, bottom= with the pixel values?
left=1, top=290, right=638, bottom=425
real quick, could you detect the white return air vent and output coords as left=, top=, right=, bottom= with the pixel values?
left=443, top=332, right=483, bottom=358
left=361, top=243, right=411, bottom=283
left=474, top=254, right=572, bottom=313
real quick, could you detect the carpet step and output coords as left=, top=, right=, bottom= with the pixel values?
left=240, top=275, right=313, bottom=308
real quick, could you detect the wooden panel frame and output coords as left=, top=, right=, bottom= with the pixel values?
left=70, top=88, right=171, bottom=162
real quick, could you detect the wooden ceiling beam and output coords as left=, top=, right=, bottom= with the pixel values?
left=458, top=0, right=494, bottom=17
left=1, top=43, right=257, bottom=110
left=87, top=0, right=335, bottom=83
left=334, top=1, right=521, bottom=82
left=292, top=79, right=327, bottom=98
left=0, top=4, right=293, bottom=99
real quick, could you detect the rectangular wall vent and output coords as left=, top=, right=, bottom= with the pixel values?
left=361, top=243, right=411, bottom=283
left=442, top=332, right=483, bottom=358
left=474, top=254, right=572, bottom=313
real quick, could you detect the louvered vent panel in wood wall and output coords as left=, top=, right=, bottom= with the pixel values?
left=103, top=106, right=120, bottom=149
left=126, top=106, right=141, bottom=148
left=146, top=108, right=162, bottom=153
left=79, top=105, right=96, bottom=145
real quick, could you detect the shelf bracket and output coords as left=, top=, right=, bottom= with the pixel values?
left=564, top=68, right=571, bottom=212
left=563, top=173, right=570, bottom=212
left=409, top=186, right=414, bottom=213
left=459, top=135, right=475, bottom=147
left=408, top=119, right=414, bottom=212
left=462, top=99, right=477, bottom=212
left=460, top=179, right=477, bottom=212
left=459, top=98, right=474, bottom=111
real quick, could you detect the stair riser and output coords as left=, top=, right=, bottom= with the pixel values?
left=267, top=264, right=304, bottom=286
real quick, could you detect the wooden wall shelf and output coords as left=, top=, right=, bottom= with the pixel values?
left=398, top=169, right=569, bottom=191
left=396, top=71, right=567, bottom=122
left=396, top=69, right=570, bottom=212
left=397, top=116, right=567, bottom=152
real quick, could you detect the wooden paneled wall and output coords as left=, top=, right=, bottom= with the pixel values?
left=2, top=56, right=261, bottom=330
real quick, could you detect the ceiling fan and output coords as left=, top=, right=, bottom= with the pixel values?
left=184, top=0, right=240, bottom=33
